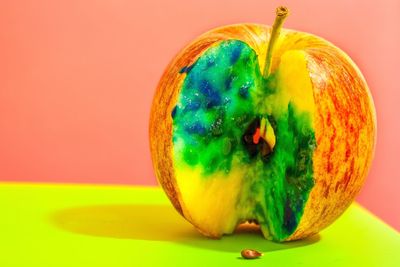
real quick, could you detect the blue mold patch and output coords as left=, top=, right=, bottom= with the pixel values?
left=172, top=39, right=264, bottom=175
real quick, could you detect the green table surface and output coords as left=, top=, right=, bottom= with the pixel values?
left=0, top=183, right=399, bottom=267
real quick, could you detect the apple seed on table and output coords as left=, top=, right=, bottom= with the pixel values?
left=241, top=249, right=263, bottom=259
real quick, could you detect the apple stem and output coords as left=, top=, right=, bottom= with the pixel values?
left=263, top=6, right=289, bottom=79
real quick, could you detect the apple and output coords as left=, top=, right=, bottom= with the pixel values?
left=149, top=6, right=376, bottom=241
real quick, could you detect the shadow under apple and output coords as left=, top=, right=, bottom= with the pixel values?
left=50, top=204, right=320, bottom=253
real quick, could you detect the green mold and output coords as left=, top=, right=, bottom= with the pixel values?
left=172, top=39, right=316, bottom=241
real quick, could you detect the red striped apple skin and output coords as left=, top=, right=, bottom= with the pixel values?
left=149, top=24, right=376, bottom=241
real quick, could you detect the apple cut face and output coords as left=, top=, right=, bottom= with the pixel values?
left=171, top=39, right=316, bottom=241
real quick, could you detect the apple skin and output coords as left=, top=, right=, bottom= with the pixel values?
left=149, top=24, right=376, bottom=241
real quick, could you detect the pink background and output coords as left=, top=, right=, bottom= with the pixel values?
left=0, top=0, right=399, bottom=230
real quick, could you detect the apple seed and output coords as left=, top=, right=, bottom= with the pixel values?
left=241, top=249, right=263, bottom=259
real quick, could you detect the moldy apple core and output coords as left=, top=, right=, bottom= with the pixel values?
left=172, top=39, right=316, bottom=241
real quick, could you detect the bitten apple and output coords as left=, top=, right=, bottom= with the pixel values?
left=149, top=7, right=376, bottom=241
